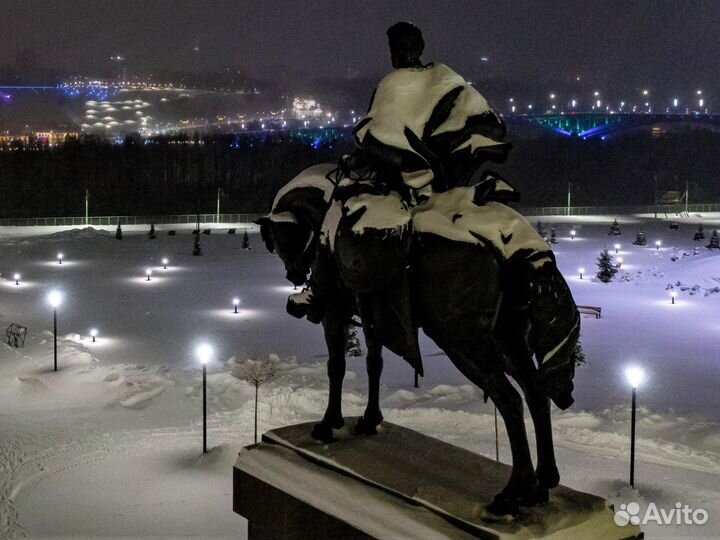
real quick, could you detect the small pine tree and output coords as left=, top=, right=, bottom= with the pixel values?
left=115, top=223, right=123, bottom=240
left=345, top=327, right=362, bottom=357
left=571, top=339, right=586, bottom=367
left=596, top=249, right=616, bottom=282
left=707, top=230, right=720, bottom=250
left=535, top=221, right=547, bottom=239
left=148, top=222, right=156, bottom=240
left=242, top=230, right=251, bottom=250
left=608, top=219, right=621, bottom=236
left=632, top=231, right=647, bottom=246
left=693, top=223, right=705, bottom=241
left=549, top=227, right=558, bottom=244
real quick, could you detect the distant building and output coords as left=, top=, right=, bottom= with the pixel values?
left=292, top=97, right=323, bottom=120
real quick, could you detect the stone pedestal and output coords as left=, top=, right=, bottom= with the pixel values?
left=234, top=420, right=642, bottom=540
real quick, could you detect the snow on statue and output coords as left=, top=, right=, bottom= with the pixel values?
left=258, top=22, right=580, bottom=517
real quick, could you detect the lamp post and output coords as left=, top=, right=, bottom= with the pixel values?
left=655, top=240, right=661, bottom=250
left=162, top=258, right=169, bottom=270
left=625, top=366, right=645, bottom=488
left=233, top=297, right=240, bottom=314
left=570, top=229, right=576, bottom=240
left=14, top=273, right=20, bottom=285
left=90, top=328, right=98, bottom=342
left=48, top=290, right=62, bottom=371
left=196, top=343, right=213, bottom=453
left=145, top=268, right=152, bottom=281
left=57, top=252, right=64, bottom=265
left=579, top=267, right=585, bottom=280
left=671, top=291, right=677, bottom=305
left=614, top=243, right=621, bottom=254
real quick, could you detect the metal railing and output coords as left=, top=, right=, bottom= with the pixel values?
left=0, top=213, right=266, bottom=227
left=517, top=203, right=720, bottom=217
left=2, top=204, right=720, bottom=227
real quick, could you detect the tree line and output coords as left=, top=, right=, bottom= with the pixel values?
left=1, top=129, right=719, bottom=218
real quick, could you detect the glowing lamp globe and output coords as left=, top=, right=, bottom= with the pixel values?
left=90, top=328, right=98, bottom=342
left=233, top=297, right=240, bottom=313
left=13, top=273, right=20, bottom=285
left=614, top=243, right=621, bottom=253
left=162, top=258, right=169, bottom=269
left=145, top=268, right=152, bottom=281
left=625, top=366, right=645, bottom=389
left=196, top=343, right=213, bottom=365
left=48, top=290, right=63, bottom=308
left=57, top=252, right=64, bottom=264
left=570, top=229, right=576, bottom=239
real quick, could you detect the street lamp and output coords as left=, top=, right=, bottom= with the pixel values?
left=625, top=366, right=645, bottom=488
left=196, top=343, right=213, bottom=453
left=57, top=252, right=64, bottom=265
left=90, top=328, right=98, bottom=342
left=671, top=291, right=677, bottom=305
left=48, top=290, right=63, bottom=371
left=162, top=258, right=169, bottom=270
left=655, top=240, right=662, bottom=250
left=145, top=268, right=152, bottom=281
left=579, top=267, right=585, bottom=280
left=14, top=273, right=20, bottom=285
left=233, top=297, right=240, bottom=314
left=614, top=243, right=621, bottom=253
left=570, top=229, right=576, bottom=240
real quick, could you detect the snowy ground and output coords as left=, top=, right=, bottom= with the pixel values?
left=1, top=215, right=719, bottom=539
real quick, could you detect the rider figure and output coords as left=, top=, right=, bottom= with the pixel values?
left=289, top=21, right=510, bottom=324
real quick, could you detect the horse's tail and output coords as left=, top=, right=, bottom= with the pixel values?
left=507, top=250, right=581, bottom=410
left=531, top=260, right=581, bottom=409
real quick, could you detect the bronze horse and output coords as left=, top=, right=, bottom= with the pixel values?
left=258, top=164, right=580, bottom=515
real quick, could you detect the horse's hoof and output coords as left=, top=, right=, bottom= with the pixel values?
left=487, top=484, right=548, bottom=516
left=536, top=464, right=560, bottom=489
left=486, top=493, right=520, bottom=517
left=355, top=415, right=382, bottom=436
left=311, top=422, right=336, bottom=443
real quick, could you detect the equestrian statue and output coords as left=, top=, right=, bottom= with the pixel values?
left=258, top=22, right=580, bottom=517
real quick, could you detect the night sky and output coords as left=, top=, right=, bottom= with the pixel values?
left=2, top=0, right=720, bottom=88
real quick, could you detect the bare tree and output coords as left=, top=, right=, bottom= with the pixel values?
left=234, top=356, right=277, bottom=444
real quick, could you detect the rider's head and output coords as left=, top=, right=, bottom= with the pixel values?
left=387, top=22, right=424, bottom=69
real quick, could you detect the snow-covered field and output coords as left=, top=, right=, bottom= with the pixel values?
left=1, top=215, right=719, bottom=539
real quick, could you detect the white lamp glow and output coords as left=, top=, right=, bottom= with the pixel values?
left=90, top=328, right=98, bottom=342
left=57, top=252, right=64, bottom=264
left=196, top=343, right=213, bottom=365
left=570, top=229, right=576, bottom=239
left=162, top=258, right=169, bottom=269
left=48, top=290, right=63, bottom=308
left=13, top=273, right=20, bottom=285
left=145, top=268, right=152, bottom=281
left=625, top=366, right=645, bottom=389
left=614, top=243, right=621, bottom=253
left=671, top=291, right=677, bottom=304
left=579, top=267, right=585, bottom=279
left=233, top=297, right=240, bottom=314
left=655, top=240, right=662, bottom=250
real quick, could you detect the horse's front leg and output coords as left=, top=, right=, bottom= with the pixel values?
left=311, top=301, right=350, bottom=443
left=356, top=295, right=384, bottom=435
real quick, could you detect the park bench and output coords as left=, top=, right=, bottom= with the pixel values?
left=577, top=305, right=602, bottom=318
left=6, top=323, right=28, bottom=347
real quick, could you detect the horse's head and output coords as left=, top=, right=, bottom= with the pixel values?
left=259, top=164, right=336, bottom=286
left=257, top=211, right=317, bottom=286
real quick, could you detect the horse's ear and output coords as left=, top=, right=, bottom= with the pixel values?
left=255, top=216, right=275, bottom=253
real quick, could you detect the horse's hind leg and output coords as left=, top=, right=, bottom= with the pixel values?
left=312, top=302, right=350, bottom=443
left=444, top=345, right=543, bottom=515
left=509, top=357, right=560, bottom=490
left=356, top=295, right=384, bottom=435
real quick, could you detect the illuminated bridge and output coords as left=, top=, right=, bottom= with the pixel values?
left=506, top=112, right=720, bottom=140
